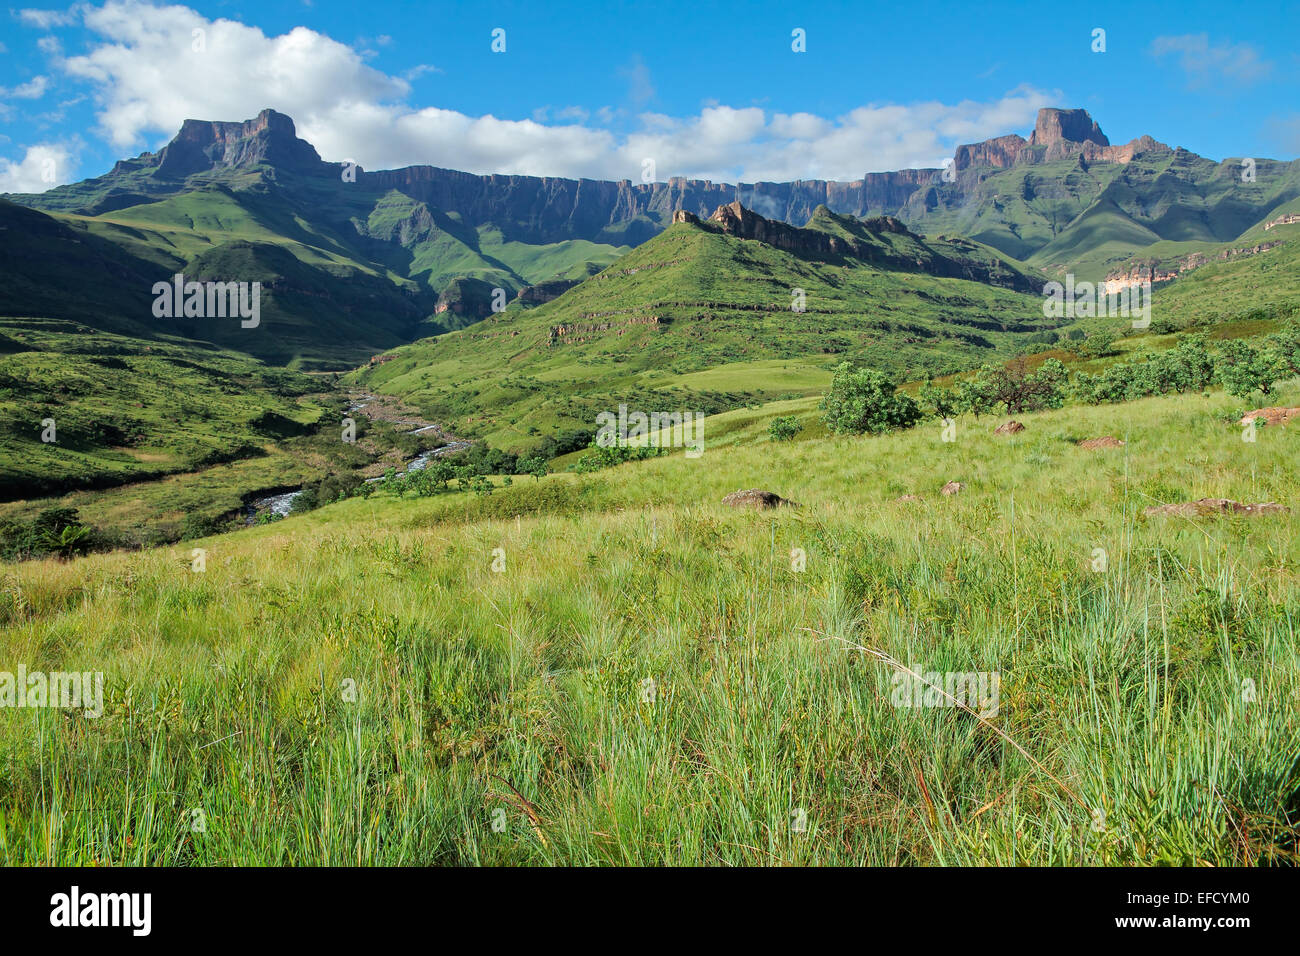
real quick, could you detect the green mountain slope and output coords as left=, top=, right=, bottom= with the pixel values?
left=0, top=316, right=326, bottom=501
left=6, top=107, right=1296, bottom=370
left=3, top=113, right=629, bottom=367
left=352, top=204, right=1061, bottom=452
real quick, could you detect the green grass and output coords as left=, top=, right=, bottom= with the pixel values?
left=353, top=217, right=1062, bottom=453
left=0, top=317, right=328, bottom=500
left=2, top=384, right=1296, bottom=865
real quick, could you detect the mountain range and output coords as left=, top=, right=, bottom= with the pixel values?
left=3, top=106, right=1296, bottom=370
left=0, top=102, right=1298, bottom=550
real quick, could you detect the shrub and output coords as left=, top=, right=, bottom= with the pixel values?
left=971, top=358, right=1068, bottom=414
left=1217, top=340, right=1283, bottom=399
left=180, top=512, right=226, bottom=540
left=918, top=380, right=958, bottom=419
left=820, top=363, right=922, bottom=435
left=768, top=416, right=804, bottom=441
left=1078, top=331, right=1118, bottom=359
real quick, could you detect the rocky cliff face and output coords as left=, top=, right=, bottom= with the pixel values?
left=357, top=167, right=939, bottom=245
left=1029, top=108, right=1109, bottom=148
left=11, top=105, right=1217, bottom=272
left=1104, top=240, right=1284, bottom=292
left=706, top=201, right=913, bottom=255
left=954, top=108, right=1167, bottom=170
left=708, top=200, right=840, bottom=253
left=677, top=201, right=1040, bottom=293
left=954, top=134, right=1029, bottom=170
left=1265, top=213, right=1300, bottom=230
left=155, top=109, right=325, bottom=178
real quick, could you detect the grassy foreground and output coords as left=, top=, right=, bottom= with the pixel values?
left=1, top=385, right=1298, bottom=865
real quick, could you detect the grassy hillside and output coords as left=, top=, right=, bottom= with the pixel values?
left=5, top=169, right=629, bottom=369
left=354, top=213, right=1062, bottom=453
left=914, top=149, right=1300, bottom=282
left=0, top=317, right=327, bottom=500
left=2, top=383, right=1296, bottom=865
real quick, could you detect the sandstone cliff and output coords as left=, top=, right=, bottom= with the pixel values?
left=954, top=108, right=1168, bottom=171
left=156, top=109, right=325, bottom=178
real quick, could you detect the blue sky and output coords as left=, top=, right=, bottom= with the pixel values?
left=2, top=0, right=1297, bottom=192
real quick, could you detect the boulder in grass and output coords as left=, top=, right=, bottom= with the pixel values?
left=1240, top=407, right=1300, bottom=427
left=941, top=481, right=964, bottom=496
left=993, top=420, right=1025, bottom=435
left=721, top=488, right=798, bottom=510
left=1078, top=436, right=1125, bottom=449
left=1143, top=498, right=1288, bottom=518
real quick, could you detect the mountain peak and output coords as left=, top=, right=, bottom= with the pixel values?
left=951, top=107, right=1154, bottom=172
left=1029, top=108, right=1109, bottom=148
left=156, top=108, right=323, bottom=178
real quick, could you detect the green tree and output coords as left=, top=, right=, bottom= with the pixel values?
left=1265, top=323, right=1300, bottom=379
left=1165, top=334, right=1216, bottom=392
left=768, top=416, right=804, bottom=441
left=31, top=507, right=94, bottom=560
left=975, top=358, right=1068, bottom=414
left=918, top=380, right=958, bottom=419
left=518, top=456, right=549, bottom=481
left=1217, top=340, right=1282, bottom=399
left=820, top=363, right=922, bottom=435
left=953, top=376, right=994, bottom=418
left=1078, top=331, right=1117, bottom=360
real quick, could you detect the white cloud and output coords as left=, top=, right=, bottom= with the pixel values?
left=0, top=141, right=74, bottom=192
left=619, top=55, right=655, bottom=108
left=1151, top=34, right=1272, bottom=87
left=402, top=63, right=441, bottom=82
left=15, top=7, right=80, bottom=28
left=1, top=75, right=51, bottom=99
left=64, top=0, right=408, bottom=150
left=53, top=0, right=1058, bottom=183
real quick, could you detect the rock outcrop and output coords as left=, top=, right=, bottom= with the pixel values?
left=954, top=109, right=1167, bottom=172
left=156, top=109, right=324, bottom=178
left=721, top=489, right=798, bottom=510
left=1105, top=240, right=1283, bottom=293
left=1264, top=213, right=1300, bottom=231
left=1029, top=108, right=1110, bottom=149
left=1240, top=407, right=1300, bottom=427
left=516, top=277, right=584, bottom=306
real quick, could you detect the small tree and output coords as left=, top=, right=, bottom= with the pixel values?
left=918, top=380, right=958, bottom=419
left=975, top=357, right=1068, bottom=414
left=1078, top=330, right=1117, bottom=359
left=1266, top=324, right=1300, bottom=379
left=768, top=416, right=804, bottom=441
left=518, top=456, right=549, bottom=481
left=820, top=363, right=922, bottom=435
left=1165, top=334, right=1216, bottom=392
left=1217, top=340, right=1282, bottom=398
left=953, top=375, right=994, bottom=418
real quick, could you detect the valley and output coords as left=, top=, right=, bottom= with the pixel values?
left=1, top=98, right=1297, bottom=870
